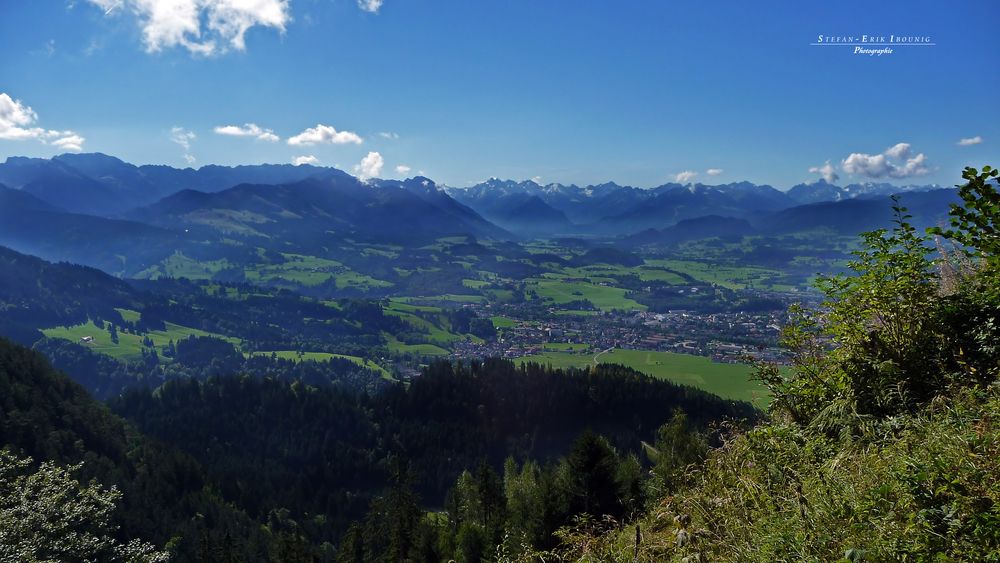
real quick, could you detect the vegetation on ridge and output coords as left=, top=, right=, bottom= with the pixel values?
left=511, top=166, right=1000, bottom=561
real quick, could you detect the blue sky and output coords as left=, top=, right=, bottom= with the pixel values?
left=0, top=0, right=997, bottom=189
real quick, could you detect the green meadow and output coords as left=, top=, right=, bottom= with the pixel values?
left=527, top=278, right=646, bottom=312
left=43, top=318, right=240, bottom=362
left=519, top=348, right=769, bottom=404
left=385, top=335, right=449, bottom=357
left=247, top=350, right=393, bottom=379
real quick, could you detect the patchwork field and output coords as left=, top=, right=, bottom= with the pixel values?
left=644, top=259, right=786, bottom=290
left=136, top=251, right=392, bottom=292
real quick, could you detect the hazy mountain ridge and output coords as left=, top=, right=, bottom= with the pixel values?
left=130, top=175, right=509, bottom=243
left=0, top=153, right=349, bottom=216
left=449, top=175, right=947, bottom=235
left=0, top=153, right=956, bottom=266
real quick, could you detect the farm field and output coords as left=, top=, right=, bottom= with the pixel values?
left=519, top=348, right=768, bottom=404
left=396, top=294, right=487, bottom=306
left=644, top=259, right=785, bottom=290
left=42, top=319, right=240, bottom=362
left=490, top=316, right=517, bottom=328
left=136, top=251, right=393, bottom=292
left=385, top=335, right=449, bottom=357
left=527, top=278, right=646, bottom=312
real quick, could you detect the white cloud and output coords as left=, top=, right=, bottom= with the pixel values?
left=530, top=175, right=542, bottom=184
left=214, top=123, right=279, bottom=142
left=354, top=151, right=383, bottom=180
left=884, top=142, right=911, bottom=159
left=674, top=170, right=698, bottom=183
left=0, top=93, right=42, bottom=140
left=0, top=92, right=86, bottom=151
left=395, top=164, right=411, bottom=175
left=894, top=152, right=929, bottom=178
left=87, top=0, right=290, bottom=56
left=51, top=134, right=86, bottom=152
left=293, top=155, right=319, bottom=166
left=958, top=135, right=983, bottom=146
left=706, top=168, right=723, bottom=176
left=841, top=142, right=929, bottom=179
left=808, top=161, right=839, bottom=183
left=358, top=0, right=383, bottom=13
left=378, top=131, right=399, bottom=139
left=287, top=124, right=363, bottom=146
left=842, top=152, right=891, bottom=178
left=170, top=126, right=196, bottom=163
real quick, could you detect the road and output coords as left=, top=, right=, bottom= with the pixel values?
left=593, top=346, right=614, bottom=365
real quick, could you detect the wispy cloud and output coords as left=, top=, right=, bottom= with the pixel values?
left=705, top=168, right=723, bottom=176
left=0, top=92, right=85, bottom=151
left=395, top=164, right=411, bottom=175
left=674, top=170, right=698, bottom=183
left=170, top=126, right=196, bottom=164
left=30, top=39, right=56, bottom=57
left=214, top=123, right=279, bottom=142
left=87, top=0, right=290, bottom=56
left=378, top=131, right=399, bottom=140
left=287, top=124, right=363, bottom=146
left=958, top=135, right=983, bottom=146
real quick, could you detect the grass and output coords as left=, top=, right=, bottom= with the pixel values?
left=134, top=252, right=230, bottom=280
left=45, top=320, right=396, bottom=380
left=137, top=252, right=392, bottom=292
left=552, top=310, right=600, bottom=317
left=384, top=309, right=464, bottom=346
left=491, top=316, right=518, bottom=328
left=543, top=342, right=590, bottom=352
left=591, top=388, right=1000, bottom=562
left=645, top=259, right=784, bottom=290
left=529, top=279, right=646, bottom=312
left=386, top=299, right=444, bottom=314
left=43, top=320, right=240, bottom=362
left=484, top=289, right=516, bottom=303
left=246, top=253, right=392, bottom=291
left=115, top=308, right=141, bottom=323
left=519, top=348, right=768, bottom=404
left=396, top=294, right=487, bottom=305
left=636, top=266, right=688, bottom=284
left=384, top=300, right=482, bottom=347
left=385, top=335, right=449, bottom=357
left=247, top=350, right=393, bottom=379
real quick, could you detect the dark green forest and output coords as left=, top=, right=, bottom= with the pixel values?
left=0, top=334, right=749, bottom=561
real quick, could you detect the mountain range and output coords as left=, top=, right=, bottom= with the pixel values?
left=0, top=153, right=959, bottom=274
left=446, top=177, right=949, bottom=234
